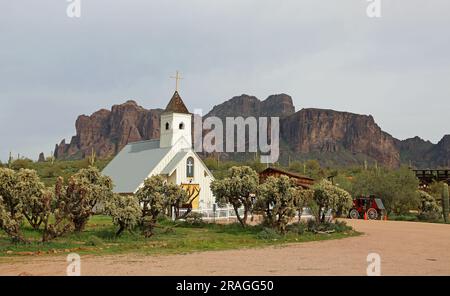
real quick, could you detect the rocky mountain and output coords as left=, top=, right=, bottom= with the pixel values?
left=54, top=100, right=162, bottom=160
left=206, top=94, right=295, bottom=118
left=281, top=109, right=400, bottom=167
left=52, top=94, right=449, bottom=168
left=396, top=135, right=450, bottom=168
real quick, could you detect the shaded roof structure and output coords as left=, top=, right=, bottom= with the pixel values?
left=102, top=140, right=171, bottom=193
left=164, top=91, right=190, bottom=114
left=259, top=167, right=315, bottom=189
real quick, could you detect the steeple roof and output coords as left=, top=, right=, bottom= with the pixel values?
left=164, top=91, right=190, bottom=114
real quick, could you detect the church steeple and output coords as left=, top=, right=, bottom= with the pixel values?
left=164, top=91, right=190, bottom=114
left=159, top=90, right=192, bottom=149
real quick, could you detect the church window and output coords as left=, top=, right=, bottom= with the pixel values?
left=179, top=122, right=185, bottom=130
left=165, top=122, right=170, bottom=130
left=186, top=157, right=194, bottom=178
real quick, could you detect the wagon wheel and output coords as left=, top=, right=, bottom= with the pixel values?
left=349, top=209, right=360, bottom=219
left=367, top=208, right=378, bottom=220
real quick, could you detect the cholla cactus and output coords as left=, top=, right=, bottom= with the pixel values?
left=104, top=194, right=141, bottom=236
left=418, top=190, right=441, bottom=221
left=60, top=167, right=113, bottom=232
left=312, top=179, right=353, bottom=223
left=255, top=175, right=300, bottom=233
left=0, top=168, right=26, bottom=242
left=17, top=169, right=47, bottom=229
left=443, top=183, right=449, bottom=223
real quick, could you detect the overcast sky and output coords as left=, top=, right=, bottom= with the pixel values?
left=1, top=0, right=449, bottom=161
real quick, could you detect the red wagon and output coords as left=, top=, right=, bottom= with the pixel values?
left=348, top=196, right=386, bottom=220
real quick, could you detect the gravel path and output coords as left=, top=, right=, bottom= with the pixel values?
left=1, top=219, right=449, bottom=275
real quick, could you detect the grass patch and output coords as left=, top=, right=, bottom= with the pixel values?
left=0, top=215, right=360, bottom=257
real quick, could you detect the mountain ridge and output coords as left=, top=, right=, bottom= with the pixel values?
left=52, top=94, right=450, bottom=168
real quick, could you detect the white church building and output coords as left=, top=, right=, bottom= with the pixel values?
left=102, top=91, right=215, bottom=210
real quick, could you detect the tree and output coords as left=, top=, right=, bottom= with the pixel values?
left=350, top=167, right=420, bottom=215
left=17, top=169, right=47, bottom=229
left=418, top=190, right=441, bottom=221
left=135, top=175, right=169, bottom=237
left=210, top=166, right=259, bottom=228
left=56, top=167, right=113, bottom=232
left=164, top=183, right=192, bottom=220
left=42, top=177, right=73, bottom=242
left=256, top=175, right=301, bottom=233
left=104, top=194, right=141, bottom=236
left=0, top=168, right=26, bottom=242
left=295, top=188, right=314, bottom=221
left=312, top=179, right=353, bottom=223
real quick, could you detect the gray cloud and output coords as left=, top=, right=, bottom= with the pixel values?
left=1, top=0, right=449, bottom=161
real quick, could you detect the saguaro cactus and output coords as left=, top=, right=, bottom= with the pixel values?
left=442, top=183, right=449, bottom=223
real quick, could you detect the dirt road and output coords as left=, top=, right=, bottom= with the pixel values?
left=1, top=219, right=449, bottom=275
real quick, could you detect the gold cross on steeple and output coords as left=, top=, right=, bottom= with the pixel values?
left=170, top=71, right=183, bottom=92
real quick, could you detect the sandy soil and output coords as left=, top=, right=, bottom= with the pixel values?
left=1, top=219, right=450, bottom=276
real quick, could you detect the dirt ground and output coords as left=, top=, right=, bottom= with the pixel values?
left=1, top=219, right=450, bottom=276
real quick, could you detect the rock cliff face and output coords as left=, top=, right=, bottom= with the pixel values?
left=54, top=100, right=163, bottom=159
left=281, top=109, right=400, bottom=167
left=206, top=94, right=295, bottom=118
left=53, top=94, right=448, bottom=168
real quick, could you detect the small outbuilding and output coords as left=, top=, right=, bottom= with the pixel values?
left=259, top=167, right=315, bottom=189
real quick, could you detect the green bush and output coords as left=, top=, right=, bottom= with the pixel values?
left=418, top=190, right=441, bottom=222
left=306, top=220, right=351, bottom=233
left=286, top=222, right=307, bottom=235
left=256, top=228, right=281, bottom=240
left=184, top=212, right=204, bottom=226
left=86, top=235, right=104, bottom=246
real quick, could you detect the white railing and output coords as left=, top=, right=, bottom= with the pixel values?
left=176, top=205, right=247, bottom=221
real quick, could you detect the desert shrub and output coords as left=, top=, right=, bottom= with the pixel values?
left=104, top=194, right=141, bottom=236
left=86, top=235, right=104, bottom=246
left=56, top=167, right=113, bottom=232
left=256, top=228, right=281, bottom=240
left=164, top=183, right=192, bottom=220
left=211, top=166, right=259, bottom=228
left=306, top=220, right=351, bottom=233
left=0, top=168, right=27, bottom=242
left=255, top=175, right=300, bottom=234
left=17, top=169, right=48, bottom=230
left=136, top=175, right=173, bottom=237
left=286, top=222, right=307, bottom=235
left=184, top=212, right=204, bottom=226
left=418, top=190, right=441, bottom=222
left=42, top=177, right=74, bottom=242
left=312, top=179, right=353, bottom=223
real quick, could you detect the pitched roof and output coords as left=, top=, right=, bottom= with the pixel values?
left=161, top=151, right=189, bottom=175
left=164, top=91, right=190, bottom=114
left=102, top=140, right=171, bottom=193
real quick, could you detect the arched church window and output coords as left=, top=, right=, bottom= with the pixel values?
left=186, top=157, right=194, bottom=178
left=165, top=122, right=170, bottom=130
left=179, top=122, right=185, bottom=130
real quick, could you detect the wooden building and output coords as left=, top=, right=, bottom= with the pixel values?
left=259, top=167, right=315, bottom=189
left=413, top=169, right=450, bottom=186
